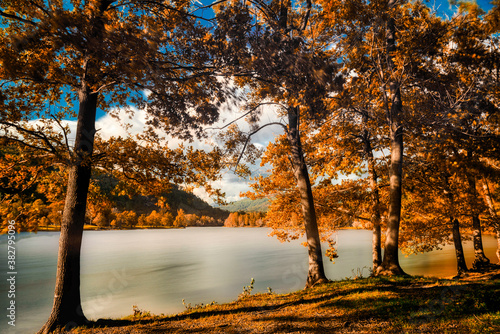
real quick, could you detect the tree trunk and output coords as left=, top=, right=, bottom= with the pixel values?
left=471, top=214, right=490, bottom=270
left=375, top=5, right=406, bottom=276
left=465, top=172, right=490, bottom=270
left=38, top=86, right=98, bottom=334
left=376, top=124, right=405, bottom=275
left=287, top=106, right=328, bottom=288
left=497, top=230, right=500, bottom=264
left=362, top=128, right=382, bottom=271
left=482, top=181, right=500, bottom=263
left=451, top=218, right=468, bottom=276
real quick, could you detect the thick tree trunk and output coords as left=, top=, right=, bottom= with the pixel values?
left=372, top=216, right=382, bottom=271
left=287, top=106, right=328, bottom=288
left=471, top=214, right=490, bottom=270
left=39, top=86, right=98, bottom=334
left=362, top=129, right=382, bottom=271
left=376, top=125, right=405, bottom=275
left=482, top=181, right=500, bottom=263
left=465, top=172, right=490, bottom=270
left=451, top=218, right=468, bottom=276
left=375, top=7, right=406, bottom=276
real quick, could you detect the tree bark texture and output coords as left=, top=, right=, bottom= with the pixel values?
left=471, top=214, right=490, bottom=270
left=465, top=173, right=490, bottom=270
left=376, top=5, right=405, bottom=276
left=287, top=107, right=328, bottom=288
left=39, top=86, right=98, bottom=334
left=451, top=218, right=468, bottom=276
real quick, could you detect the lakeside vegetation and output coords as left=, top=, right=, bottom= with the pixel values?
left=69, top=272, right=500, bottom=334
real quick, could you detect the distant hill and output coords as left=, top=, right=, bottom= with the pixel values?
left=93, top=173, right=230, bottom=221
left=165, top=186, right=230, bottom=220
left=220, top=197, right=269, bottom=213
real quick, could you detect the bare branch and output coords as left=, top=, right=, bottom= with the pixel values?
left=235, top=121, right=288, bottom=168
left=0, top=10, right=37, bottom=26
left=206, top=102, right=280, bottom=131
left=299, top=0, right=312, bottom=31
left=136, top=0, right=216, bottom=22
left=191, top=0, right=228, bottom=13
left=50, top=115, right=73, bottom=157
left=93, top=81, right=118, bottom=94
left=0, top=121, right=59, bottom=154
left=1, top=136, right=54, bottom=154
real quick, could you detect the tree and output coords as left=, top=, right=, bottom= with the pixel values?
left=214, top=0, right=336, bottom=287
left=112, top=210, right=138, bottom=229
left=481, top=179, right=500, bottom=262
left=316, top=0, right=411, bottom=275
left=373, top=0, right=405, bottom=275
left=389, top=0, right=500, bottom=275
left=305, top=41, right=389, bottom=271
left=1, top=1, right=226, bottom=331
left=449, top=2, right=500, bottom=269
left=224, top=212, right=239, bottom=227
left=173, top=208, right=186, bottom=227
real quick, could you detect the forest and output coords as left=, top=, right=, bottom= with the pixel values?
left=0, top=0, right=499, bottom=333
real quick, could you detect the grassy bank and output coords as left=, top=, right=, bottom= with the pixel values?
left=70, top=271, right=500, bottom=334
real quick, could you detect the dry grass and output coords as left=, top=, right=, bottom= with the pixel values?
left=69, top=270, right=500, bottom=334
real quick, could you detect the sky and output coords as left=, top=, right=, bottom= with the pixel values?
left=98, top=101, right=284, bottom=204
left=41, top=0, right=497, bottom=205
left=430, top=0, right=494, bottom=16
left=56, top=97, right=284, bottom=204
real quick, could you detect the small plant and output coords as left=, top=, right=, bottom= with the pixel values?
left=132, top=305, right=152, bottom=319
left=182, top=299, right=218, bottom=311
left=351, top=267, right=370, bottom=280
left=182, top=299, right=192, bottom=310
left=239, top=278, right=255, bottom=299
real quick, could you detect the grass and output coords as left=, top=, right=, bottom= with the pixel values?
left=69, top=274, right=500, bottom=333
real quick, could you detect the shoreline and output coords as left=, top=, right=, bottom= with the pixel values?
left=67, top=270, right=500, bottom=333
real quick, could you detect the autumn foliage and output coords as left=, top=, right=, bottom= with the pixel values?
left=0, top=1, right=500, bottom=331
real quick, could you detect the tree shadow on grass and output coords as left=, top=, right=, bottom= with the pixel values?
left=248, top=280, right=500, bottom=333
left=82, top=279, right=500, bottom=332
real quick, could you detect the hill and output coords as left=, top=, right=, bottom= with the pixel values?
left=96, top=175, right=230, bottom=222
left=220, top=197, right=269, bottom=213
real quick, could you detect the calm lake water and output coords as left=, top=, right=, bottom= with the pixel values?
left=0, top=227, right=498, bottom=333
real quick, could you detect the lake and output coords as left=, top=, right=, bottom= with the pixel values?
left=0, top=227, right=498, bottom=333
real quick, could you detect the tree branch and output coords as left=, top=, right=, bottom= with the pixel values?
left=299, top=0, right=312, bottom=31
left=235, top=121, right=288, bottom=168
left=206, top=102, right=280, bottom=131
left=50, top=115, right=73, bottom=157
left=0, top=10, right=37, bottom=26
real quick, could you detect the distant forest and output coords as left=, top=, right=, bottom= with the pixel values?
left=0, top=152, right=267, bottom=231
left=220, top=198, right=269, bottom=213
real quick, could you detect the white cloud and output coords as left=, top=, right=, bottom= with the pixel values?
left=16, top=94, right=285, bottom=205
left=192, top=101, right=284, bottom=203
left=95, top=107, right=148, bottom=140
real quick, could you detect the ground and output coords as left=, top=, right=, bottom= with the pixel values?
left=68, top=268, right=500, bottom=334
